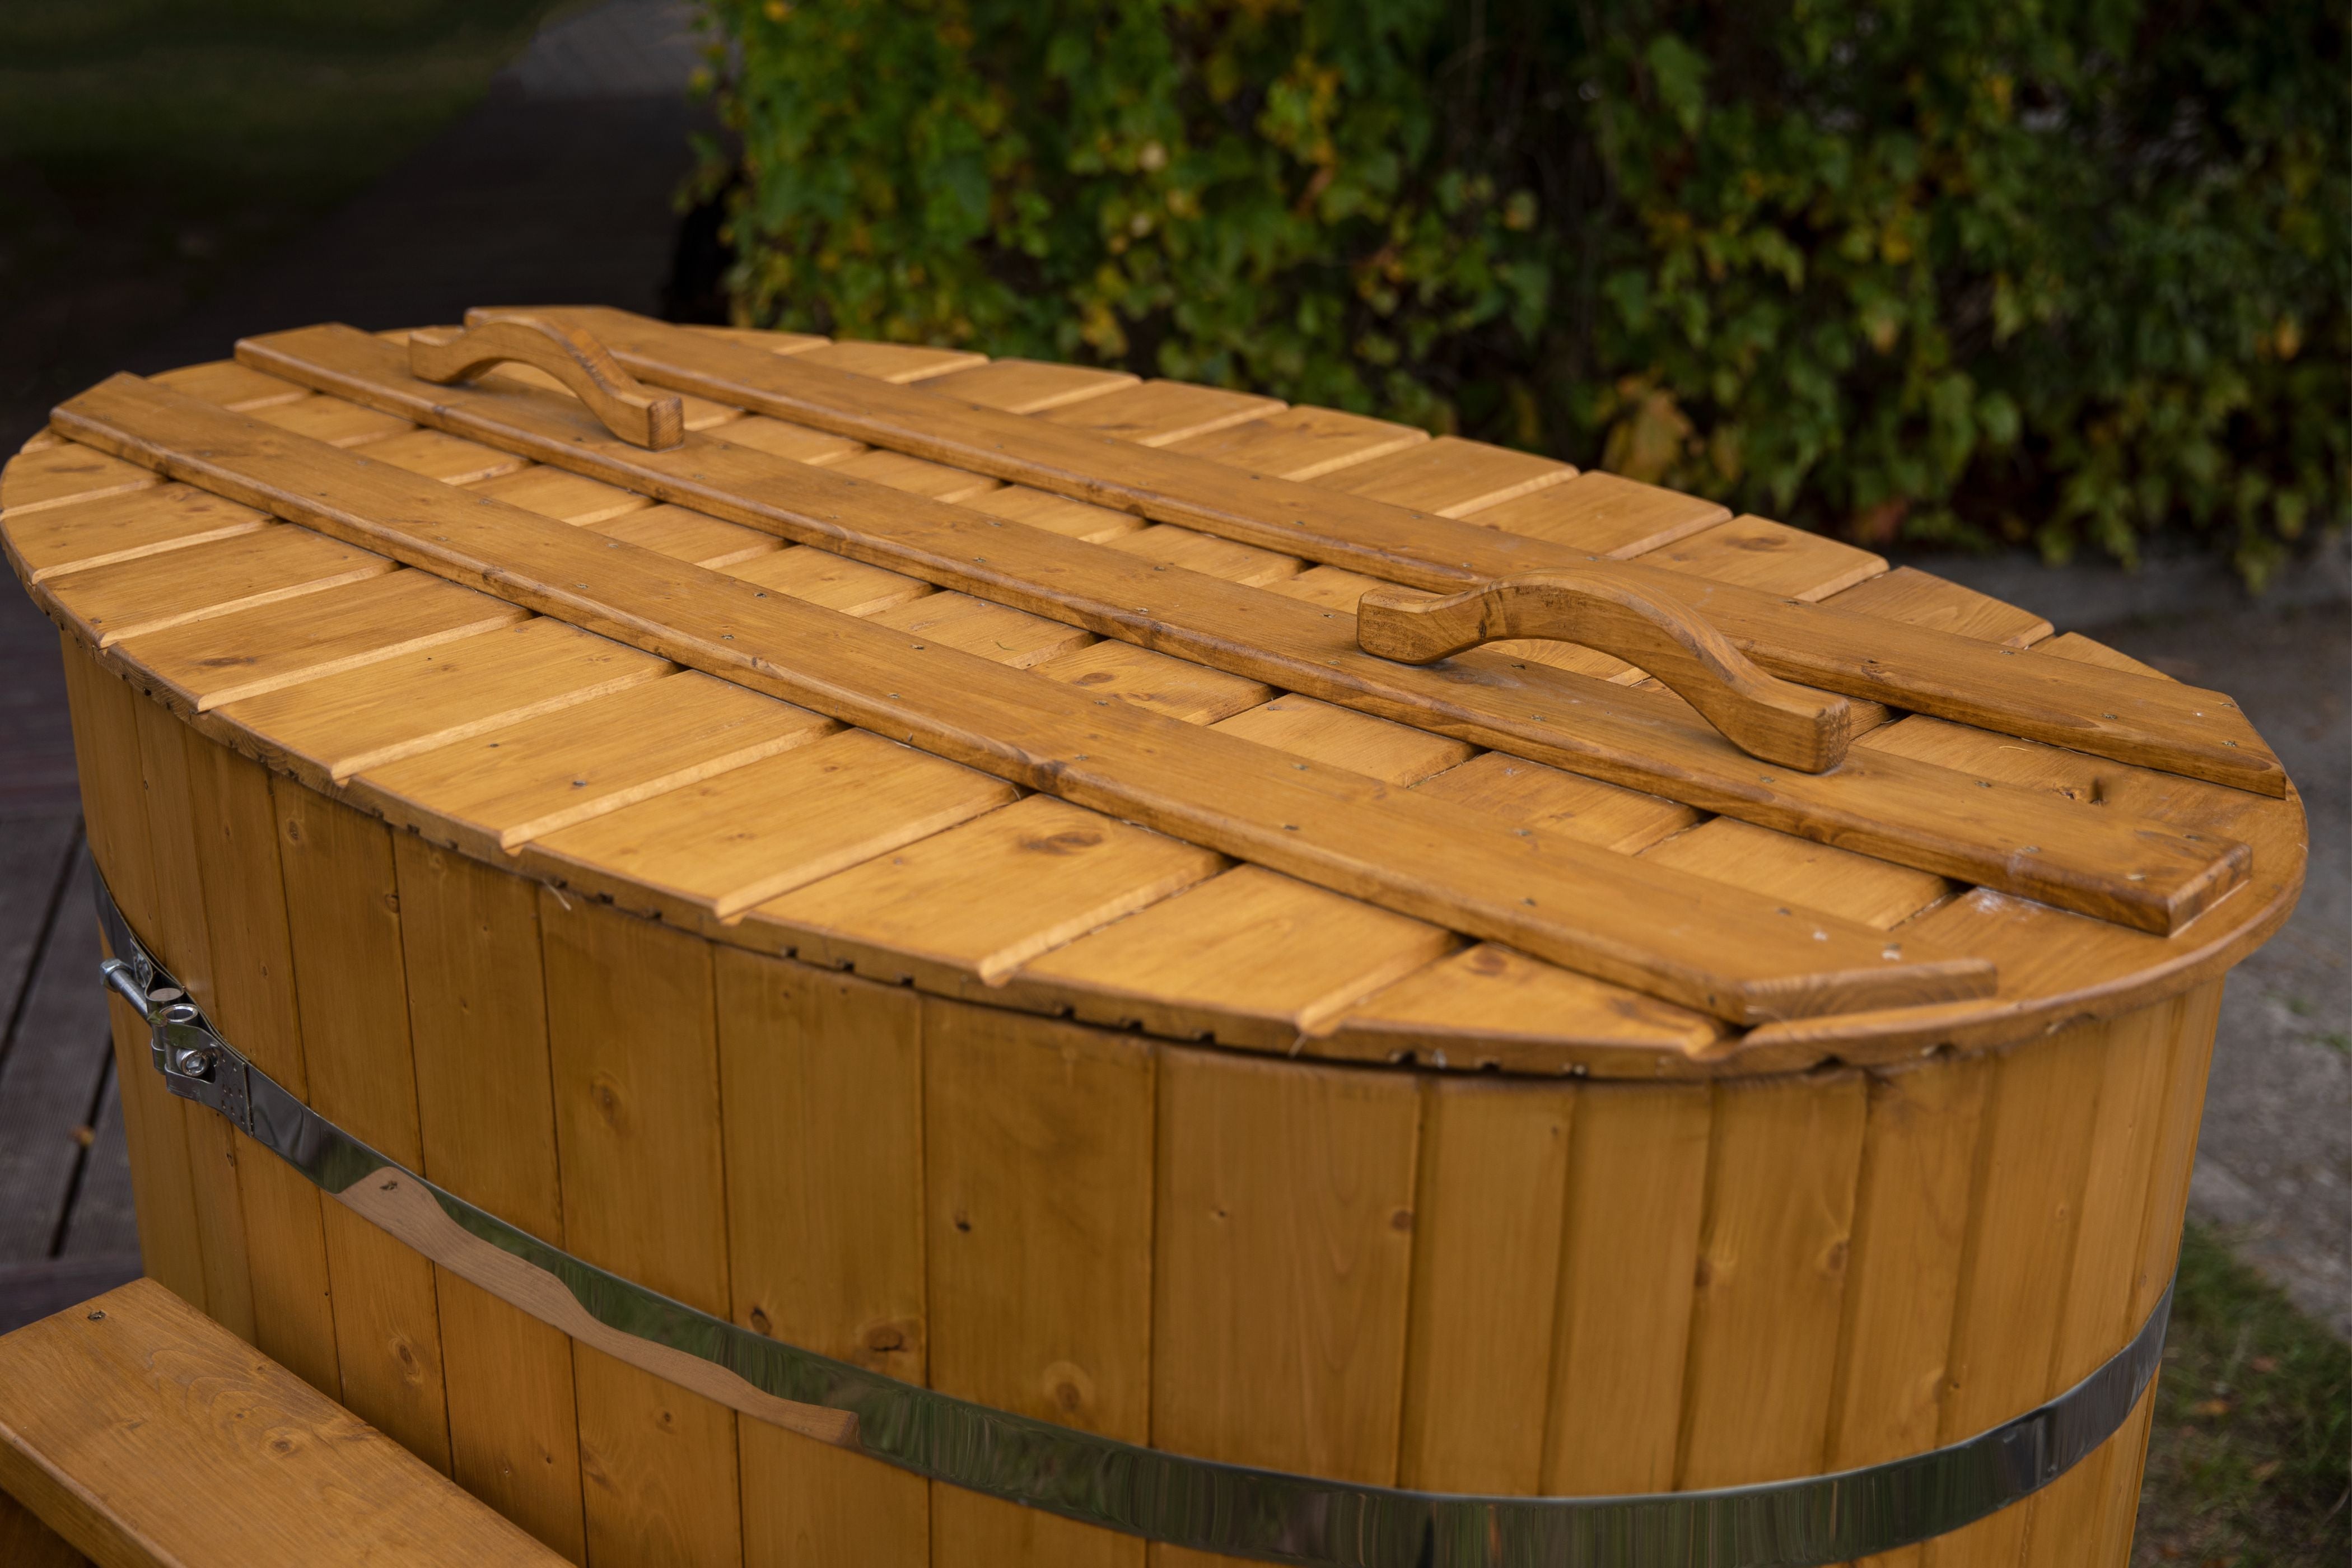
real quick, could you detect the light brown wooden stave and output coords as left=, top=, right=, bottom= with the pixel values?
left=465, top=307, right=2283, bottom=796
left=48, top=374, right=1990, bottom=1024
left=54, top=703, right=2230, bottom=1562
left=394, top=838, right=589, bottom=1562
left=272, top=782, right=455, bottom=1473
left=538, top=895, right=747, bottom=1568
left=716, top=953, right=930, bottom=1566
left=0, top=1279, right=568, bottom=1568
left=210, top=330, right=2251, bottom=932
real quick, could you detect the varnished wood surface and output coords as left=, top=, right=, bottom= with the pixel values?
left=44, top=374, right=1998, bottom=1026
left=1, top=325, right=2307, bottom=1065
left=0, top=1278, right=566, bottom=1567
left=472, top=305, right=2283, bottom=796
left=216, top=324, right=2253, bottom=936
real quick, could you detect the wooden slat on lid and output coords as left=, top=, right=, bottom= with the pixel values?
left=2035, top=631, right=2165, bottom=678
left=752, top=795, right=1222, bottom=985
left=918, top=357, right=1138, bottom=413
left=5, top=483, right=267, bottom=582
left=468, top=464, right=653, bottom=525
left=1472, top=470, right=1729, bottom=556
left=733, top=542, right=930, bottom=613
left=150, top=357, right=309, bottom=409
left=118, top=569, right=524, bottom=710
left=1012, top=866, right=1454, bottom=1046
left=0, top=1278, right=569, bottom=1568
left=867, top=589, right=1094, bottom=666
left=216, top=333, right=2280, bottom=894
left=1317, top=944, right=1732, bottom=1076
left=1265, top=563, right=1388, bottom=610
left=1040, top=379, right=1283, bottom=446
left=682, top=323, right=828, bottom=356
left=1035, top=640, right=1272, bottom=724
left=1163, top=405, right=1427, bottom=481
left=964, top=483, right=1144, bottom=542
left=1639, top=818, right=1952, bottom=930
left=1651, top=516, right=1886, bottom=600
left=1104, top=522, right=1301, bottom=586
left=218, top=617, right=669, bottom=780
left=589, top=503, right=779, bottom=568
left=794, top=340, right=987, bottom=381
left=830, top=447, right=1002, bottom=503
left=365, top=428, right=527, bottom=484
left=717, top=414, right=865, bottom=465
left=478, top=362, right=744, bottom=433
left=43, top=378, right=2025, bottom=1014
left=1411, top=751, right=1697, bottom=851
left=1826, top=566, right=2052, bottom=647
left=0, top=441, right=160, bottom=515
left=250, top=394, right=412, bottom=447
left=472, top=310, right=2279, bottom=796
left=356, top=670, right=836, bottom=856
left=525, top=729, right=1018, bottom=921
left=1212, top=694, right=1472, bottom=785
left=1316, top=436, right=1571, bottom=517
left=45, top=525, right=392, bottom=647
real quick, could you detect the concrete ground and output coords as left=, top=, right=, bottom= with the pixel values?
left=0, top=0, right=2344, bottom=1348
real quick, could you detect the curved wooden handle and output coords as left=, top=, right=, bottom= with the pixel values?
left=1359, top=570, right=1852, bottom=772
left=409, top=318, right=684, bottom=450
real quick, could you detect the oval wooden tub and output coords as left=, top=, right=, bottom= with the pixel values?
left=5, top=315, right=2305, bottom=1568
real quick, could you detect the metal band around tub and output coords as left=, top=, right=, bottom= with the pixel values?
left=91, top=861, right=2171, bottom=1568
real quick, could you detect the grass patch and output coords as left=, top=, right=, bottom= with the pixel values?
left=2136, top=1221, right=2351, bottom=1565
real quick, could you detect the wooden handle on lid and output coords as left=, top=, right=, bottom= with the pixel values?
left=1359, top=570, right=1852, bottom=772
left=409, top=317, right=684, bottom=450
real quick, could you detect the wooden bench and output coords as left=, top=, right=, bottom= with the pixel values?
left=0, top=1278, right=567, bottom=1567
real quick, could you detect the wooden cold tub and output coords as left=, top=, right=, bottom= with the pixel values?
left=3, top=309, right=2304, bottom=1567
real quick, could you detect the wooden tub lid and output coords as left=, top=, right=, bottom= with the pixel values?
left=1, top=310, right=2306, bottom=1078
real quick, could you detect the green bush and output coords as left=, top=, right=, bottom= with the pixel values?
left=697, top=0, right=2347, bottom=584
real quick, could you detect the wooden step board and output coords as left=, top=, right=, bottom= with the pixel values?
left=0, top=1279, right=567, bottom=1568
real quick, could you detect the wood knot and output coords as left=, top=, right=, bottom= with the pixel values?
left=1040, top=1361, right=1095, bottom=1418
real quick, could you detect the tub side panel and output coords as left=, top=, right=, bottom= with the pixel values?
left=717, top=950, right=930, bottom=1567
left=274, top=779, right=453, bottom=1471
left=60, top=639, right=207, bottom=1311
left=541, top=892, right=744, bottom=1568
left=398, top=836, right=586, bottom=1561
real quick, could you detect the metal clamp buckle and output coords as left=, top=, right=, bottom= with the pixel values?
left=100, top=956, right=252, bottom=1134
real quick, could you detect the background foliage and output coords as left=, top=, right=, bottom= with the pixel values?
left=698, top=0, right=2347, bottom=582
